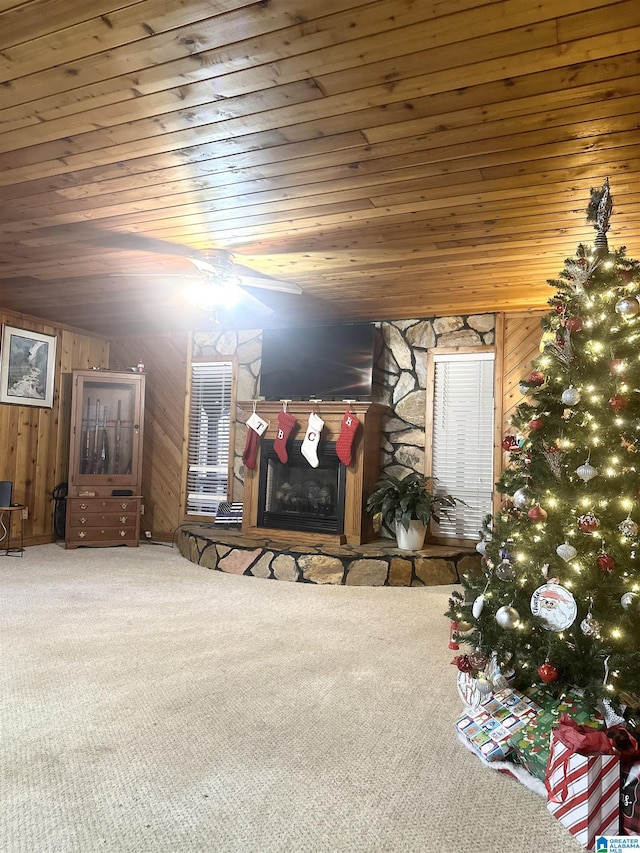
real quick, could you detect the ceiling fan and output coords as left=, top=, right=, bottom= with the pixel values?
left=184, top=249, right=302, bottom=318
left=86, top=229, right=304, bottom=318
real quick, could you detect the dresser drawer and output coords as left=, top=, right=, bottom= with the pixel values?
left=68, top=511, right=137, bottom=528
left=67, top=526, right=138, bottom=544
left=67, top=497, right=140, bottom=513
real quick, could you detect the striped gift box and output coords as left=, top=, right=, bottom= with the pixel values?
left=546, top=730, right=620, bottom=849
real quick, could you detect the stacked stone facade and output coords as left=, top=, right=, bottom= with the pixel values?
left=192, top=313, right=495, bottom=507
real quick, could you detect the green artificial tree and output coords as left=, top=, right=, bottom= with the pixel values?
left=448, top=180, right=640, bottom=716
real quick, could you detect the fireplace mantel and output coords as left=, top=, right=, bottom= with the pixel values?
left=237, top=401, right=389, bottom=546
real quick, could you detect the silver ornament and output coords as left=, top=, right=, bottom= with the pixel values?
left=476, top=540, right=487, bottom=555
left=519, top=382, right=530, bottom=395
left=615, top=296, right=640, bottom=317
left=496, top=559, right=515, bottom=581
left=561, top=385, right=581, bottom=406
left=621, top=592, right=638, bottom=610
left=618, top=517, right=639, bottom=539
left=556, top=542, right=577, bottom=562
left=513, top=487, right=533, bottom=509
left=576, top=461, right=598, bottom=483
left=472, top=594, right=485, bottom=618
left=496, top=605, right=520, bottom=629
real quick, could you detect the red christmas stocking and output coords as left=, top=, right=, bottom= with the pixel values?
left=336, top=410, right=360, bottom=466
left=242, top=427, right=261, bottom=471
left=274, top=410, right=298, bottom=464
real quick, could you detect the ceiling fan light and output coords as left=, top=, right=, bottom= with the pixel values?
left=183, top=281, right=239, bottom=312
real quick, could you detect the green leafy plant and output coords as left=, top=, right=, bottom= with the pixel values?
left=365, top=471, right=462, bottom=532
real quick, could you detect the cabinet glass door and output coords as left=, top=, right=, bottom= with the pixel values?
left=76, top=380, right=138, bottom=477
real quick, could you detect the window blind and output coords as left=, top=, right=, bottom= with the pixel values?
left=430, top=351, right=494, bottom=540
left=186, top=360, right=234, bottom=516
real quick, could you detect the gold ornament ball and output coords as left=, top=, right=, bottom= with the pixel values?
left=457, top=620, right=473, bottom=633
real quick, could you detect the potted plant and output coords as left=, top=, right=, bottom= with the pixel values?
left=365, top=471, right=462, bottom=550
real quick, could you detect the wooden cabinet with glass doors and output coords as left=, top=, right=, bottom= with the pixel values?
left=65, top=370, right=145, bottom=548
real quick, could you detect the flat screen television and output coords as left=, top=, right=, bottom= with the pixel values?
left=259, top=323, right=376, bottom=401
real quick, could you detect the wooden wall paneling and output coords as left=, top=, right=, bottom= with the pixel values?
left=109, top=334, right=190, bottom=541
left=492, top=313, right=505, bottom=514
left=502, top=312, right=547, bottom=429
left=497, top=311, right=548, bottom=495
left=0, top=316, right=109, bottom=546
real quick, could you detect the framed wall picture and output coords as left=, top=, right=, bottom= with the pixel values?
left=0, top=325, right=57, bottom=408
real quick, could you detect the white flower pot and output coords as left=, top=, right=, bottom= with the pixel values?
left=395, top=519, right=427, bottom=551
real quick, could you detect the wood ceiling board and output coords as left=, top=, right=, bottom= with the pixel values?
left=1, top=0, right=640, bottom=333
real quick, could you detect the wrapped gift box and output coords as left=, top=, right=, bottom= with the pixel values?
left=509, top=688, right=603, bottom=781
left=456, top=687, right=541, bottom=762
left=546, top=722, right=619, bottom=849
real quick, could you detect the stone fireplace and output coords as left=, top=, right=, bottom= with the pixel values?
left=239, top=401, right=389, bottom=545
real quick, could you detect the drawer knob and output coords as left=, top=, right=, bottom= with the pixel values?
left=80, top=503, right=88, bottom=510
left=78, top=531, right=86, bottom=538
left=120, top=516, right=128, bottom=523
left=80, top=517, right=87, bottom=524
left=121, top=502, right=129, bottom=509
left=119, top=530, right=126, bottom=537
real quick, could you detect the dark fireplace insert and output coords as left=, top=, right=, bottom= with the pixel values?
left=257, top=440, right=346, bottom=535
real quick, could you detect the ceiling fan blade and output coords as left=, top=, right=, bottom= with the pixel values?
left=76, top=228, right=301, bottom=303
left=233, top=264, right=303, bottom=294
left=233, top=285, right=274, bottom=316
left=191, top=252, right=302, bottom=295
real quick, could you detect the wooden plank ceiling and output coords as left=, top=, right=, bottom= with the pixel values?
left=1, top=0, right=640, bottom=336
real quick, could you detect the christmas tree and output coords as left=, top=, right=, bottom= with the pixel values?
left=448, top=180, right=640, bottom=714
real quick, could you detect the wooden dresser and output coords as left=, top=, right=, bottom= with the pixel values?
left=66, top=495, right=142, bottom=548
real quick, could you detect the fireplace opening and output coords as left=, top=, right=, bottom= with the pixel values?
left=257, top=440, right=346, bottom=535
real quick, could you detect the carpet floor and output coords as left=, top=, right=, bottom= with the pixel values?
left=0, top=543, right=582, bottom=853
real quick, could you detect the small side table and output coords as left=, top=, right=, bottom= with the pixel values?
left=0, top=505, right=25, bottom=556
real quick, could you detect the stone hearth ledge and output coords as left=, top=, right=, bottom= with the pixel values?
left=178, top=526, right=481, bottom=586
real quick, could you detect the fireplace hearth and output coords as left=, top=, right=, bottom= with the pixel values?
left=257, top=440, right=346, bottom=535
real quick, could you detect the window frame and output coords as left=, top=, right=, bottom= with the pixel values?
left=424, top=345, right=499, bottom=546
left=184, top=356, right=237, bottom=519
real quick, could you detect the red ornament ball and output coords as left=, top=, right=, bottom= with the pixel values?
left=451, top=654, right=473, bottom=673
left=555, top=303, right=566, bottom=315
left=565, top=316, right=583, bottom=332
left=598, top=553, right=616, bottom=573
left=527, top=370, right=545, bottom=387
left=538, top=662, right=559, bottom=684
left=528, top=418, right=545, bottom=432
left=502, top=435, right=519, bottom=452
left=610, top=395, right=629, bottom=412
left=578, top=512, right=600, bottom=533
left=621, top=269, right=634, bottom=284
left=528, top=505, right=548, bottom=522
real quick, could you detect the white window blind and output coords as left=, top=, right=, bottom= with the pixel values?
left=187, top=360, right=234, bottom=516
left=430, top=351, right=494, bottom=540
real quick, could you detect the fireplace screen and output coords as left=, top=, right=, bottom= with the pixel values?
left=257, top=440, right=346, bottom=534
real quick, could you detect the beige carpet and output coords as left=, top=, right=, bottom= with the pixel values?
left=1, top=543, right=583, bottom=853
